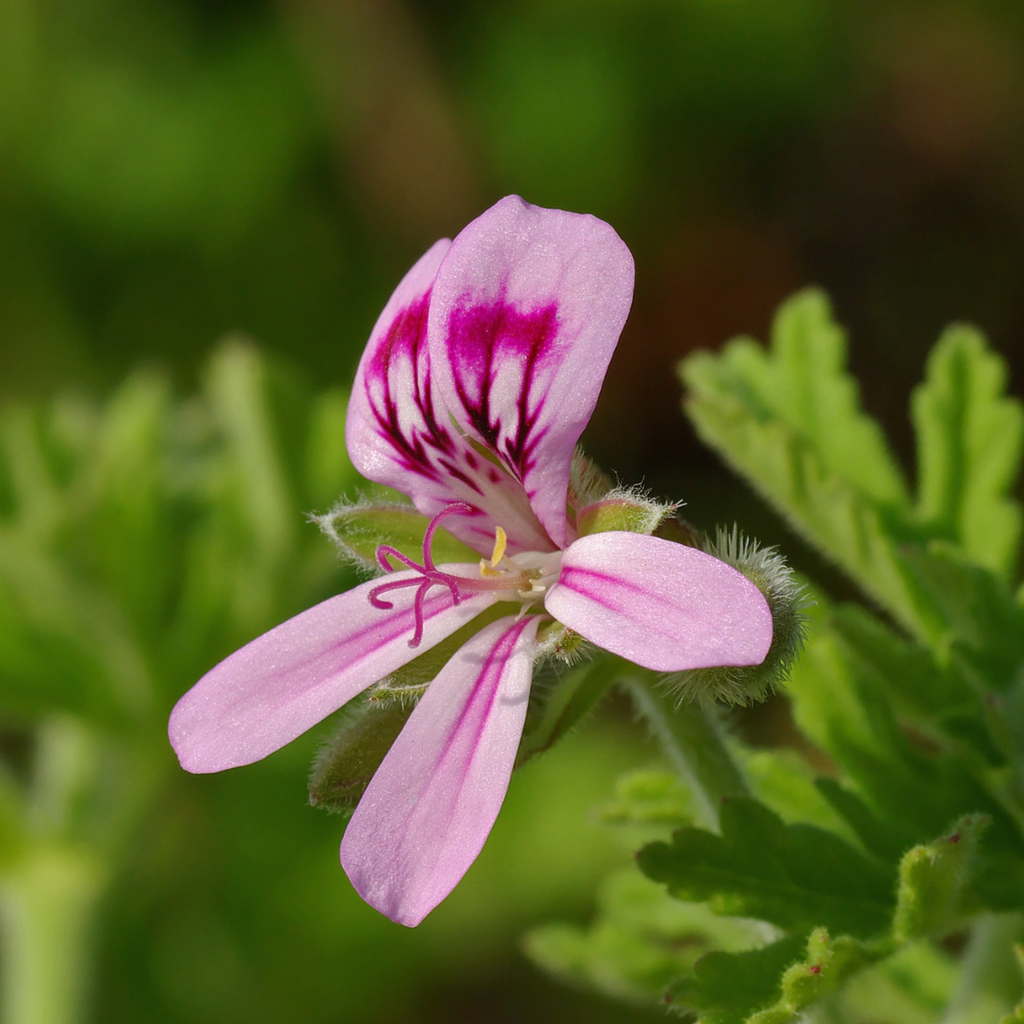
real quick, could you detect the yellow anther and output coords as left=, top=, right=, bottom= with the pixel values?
left=489, top=526, right=508, bottom=568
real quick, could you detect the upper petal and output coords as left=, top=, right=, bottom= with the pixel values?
left=168, top=567, right=500, bottom=773
left=345, top=238, right=552, bottom=555
left=428, top=195, right=634, bottom=549
left=340, top=614, right=539, bottom=926
left=545, top=533, right=773, bottom=672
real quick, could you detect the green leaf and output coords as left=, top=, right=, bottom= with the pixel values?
left=814, top=778, right=908, bottom=864
left=827, top=604, right=969, bottom=723
left=637, top=798, right=895, bottom=938
left=912, top=325, right=1024, bottom=579
left=596, top=768, right=695, bottom=838
left=741, top=749, right=853, bottom=838
left=742, top=928, right=889, bottom=1024
left=785, top=609, right=1011, bottom=851
left=686, top=289, right=908, bottom=506
left=679, top=292, right=1024, bottom=652
left=664, top=932, right=807, bottom=1023
left=680, top=291, right=933, bottom=637
left=524, top=870, right=761, bottom=1009
left=892, top=814, right=989, bottom=943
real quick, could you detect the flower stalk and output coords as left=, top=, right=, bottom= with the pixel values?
left=623, top=672, right=749, bottom=829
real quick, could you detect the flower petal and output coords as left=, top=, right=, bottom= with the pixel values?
left=340, top=614, right=539, bottom=926
left=168, top=567, right=501, bottom=773
left=428, top=195, right=634, bottom=548
left=545, top=533, right=773, bottom=671
left=345, top=238, right=551, bottom=555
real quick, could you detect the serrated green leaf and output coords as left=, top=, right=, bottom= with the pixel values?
left=785, top=611, right=1012, bottom=852
left=680, top=297, right=933, bottom=638
left=899, top=542, right=1024, bottom=688
left=814, top=778, right=907, bottom=864
left=745, top=928, right=890, bottom=1024
left=741, top=749, right=853, bottom=838
left=913, top=325, right=1024, bottom=579
left=638, top=798, right=894, bottom=938
left=892, top=814, right=989, bottom=943
left=680, top=292, right=1024, bottom=652
left=665, top=933, right=807, bottom=1023
left=524, top=870, right=760, bottom=1008
left=686, top=290, right=908, bottom=506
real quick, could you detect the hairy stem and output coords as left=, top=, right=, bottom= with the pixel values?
left=623, top=673, right=749, bottom=829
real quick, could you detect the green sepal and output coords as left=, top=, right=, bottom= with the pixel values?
left=315, top=501, right=479, bottom=569
left=576, top=489, right=675, bottom=538
left=307, top=695, right=413, bottom=817
left=892, top=814, right=990, bottom=943
left=637, top=797, right=895, bottom=939
left=516, top=652, right=623, bottom=768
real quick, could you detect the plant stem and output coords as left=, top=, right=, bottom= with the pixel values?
left=623, top=672, right=750, bottom=828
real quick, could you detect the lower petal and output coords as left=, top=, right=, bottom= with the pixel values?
left=168, top=568, right=499, bottom=773
left=545, top=532, right=773, bottom=672
left=340, top=614, right=539, bottom=926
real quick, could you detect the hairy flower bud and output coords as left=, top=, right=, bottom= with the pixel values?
left=661, top=525, right=809, bottom=706
left=577, top=488, right=677, bottom=538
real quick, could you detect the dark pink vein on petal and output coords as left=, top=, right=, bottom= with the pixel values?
left=445, top=300, right=559, bottom=483
left=555, top=565, right=652, bottom=615
left=427, top=617, right=534, bottom=823
left=364, top=294, right=480, bottom=494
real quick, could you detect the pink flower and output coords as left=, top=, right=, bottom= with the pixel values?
left=168, top=196, right=773, bottom=926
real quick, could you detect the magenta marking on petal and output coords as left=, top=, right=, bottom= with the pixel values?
left=363, top=293, right=480, bottom=490
left=555, top=564, right=646, bottom=613
left=445, top=300, right=559, bottom=481
left=432, top=617, right=534, bottom=779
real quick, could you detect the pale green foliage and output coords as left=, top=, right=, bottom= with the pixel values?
left=529, top=292, right=1024, bottom=1022
left=0, top=339, right=357, bottom=895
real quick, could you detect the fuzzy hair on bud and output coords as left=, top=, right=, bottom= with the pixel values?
left=661, top=525, right=810, bottom=706
left=577, top=486, right=678, bottom=538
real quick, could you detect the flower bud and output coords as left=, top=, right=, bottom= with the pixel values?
left=662, top=525, right=809, bottom=706
left=577, top=487, right=677, bottom=538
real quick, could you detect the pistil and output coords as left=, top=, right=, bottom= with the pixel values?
left=368, top=504, right=549, bottom=648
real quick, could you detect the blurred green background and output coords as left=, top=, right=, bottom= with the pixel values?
left=2, top=0, right=1024, bottom=1021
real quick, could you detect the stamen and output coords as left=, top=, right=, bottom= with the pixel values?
left=480, top=525, right=509, bottom=577
left=489, top=526, right=508, bottom=567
